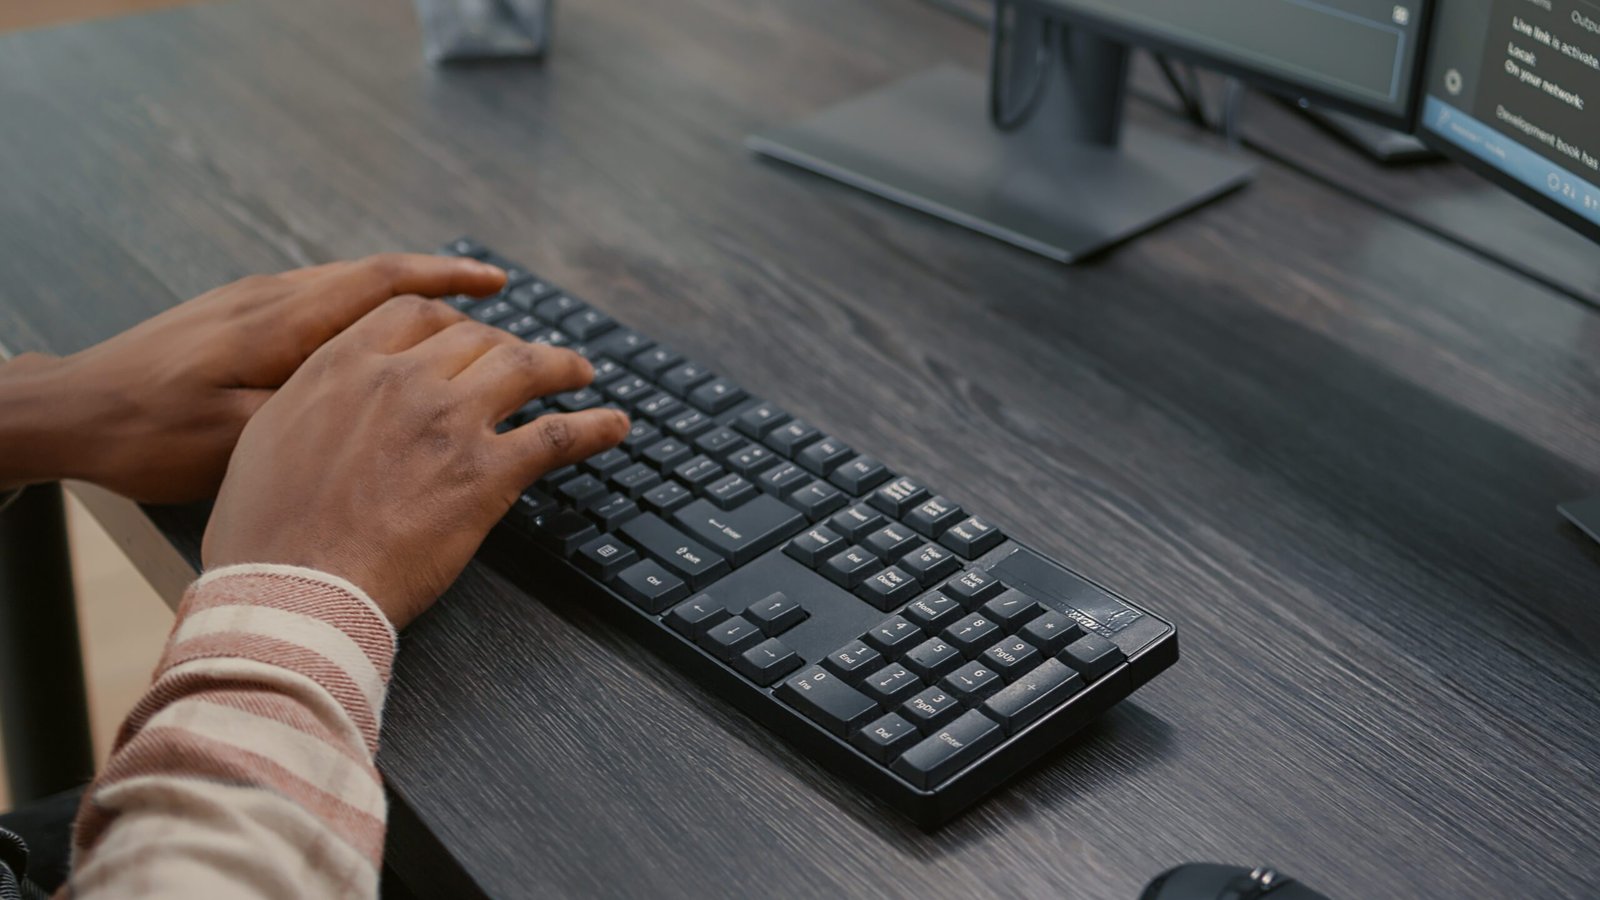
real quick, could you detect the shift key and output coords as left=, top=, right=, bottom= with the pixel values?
left=618, top=514, right=731, bottom=590
left=672, top=496, right=805, bottom=567
left=776, top=666, right=879, bottom=738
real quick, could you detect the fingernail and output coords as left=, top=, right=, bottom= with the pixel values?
left=467, top=260, right=504, bottom=276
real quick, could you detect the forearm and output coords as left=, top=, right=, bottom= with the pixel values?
left=0, top=352, right=94, bottom=491
left=67, top=565, right=399, bottom=899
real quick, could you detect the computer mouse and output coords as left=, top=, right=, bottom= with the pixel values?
left=1140, top=863, right=1331, bottom=900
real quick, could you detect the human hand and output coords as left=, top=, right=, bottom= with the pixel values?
left=0, top=254, right=505, bottom=503
left=201, top=297, right=629, bottom=628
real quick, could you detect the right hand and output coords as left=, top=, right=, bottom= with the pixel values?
left=201, top=296, right=630, bottom=628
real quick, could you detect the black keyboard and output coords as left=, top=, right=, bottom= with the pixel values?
left=443, top=237, right=1179, bottom=826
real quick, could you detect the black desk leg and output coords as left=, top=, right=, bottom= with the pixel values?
left=0, top=484, right=95, bottom=805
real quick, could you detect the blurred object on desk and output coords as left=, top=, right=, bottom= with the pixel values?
left=414, top=0, right=553, bottom=64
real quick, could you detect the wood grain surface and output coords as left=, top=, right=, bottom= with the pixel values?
left=1, top=0, right=1597, bottom=897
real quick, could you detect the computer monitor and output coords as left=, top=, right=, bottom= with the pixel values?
left=1418, top=0, right=1600, bottom=243
left=749, top=0, right=1433, bottom=262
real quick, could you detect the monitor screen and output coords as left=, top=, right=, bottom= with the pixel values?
left=1038, top=0, right=1431, bottom=124
left=1420, top=0, right=1600, bottom=240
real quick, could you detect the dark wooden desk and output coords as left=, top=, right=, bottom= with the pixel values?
left=2, top=0, right=1598, bottom=896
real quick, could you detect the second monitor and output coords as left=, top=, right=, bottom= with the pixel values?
left=749, top=0, right=1430, bottom=262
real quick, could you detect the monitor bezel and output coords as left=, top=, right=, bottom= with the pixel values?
left=1017, top=0, right=1432, bottom=131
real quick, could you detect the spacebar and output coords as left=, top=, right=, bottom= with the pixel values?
left=671, top=496, right=805, bottom=567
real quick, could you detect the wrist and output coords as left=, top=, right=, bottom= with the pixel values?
left=0, top=352, right=100, bottom=489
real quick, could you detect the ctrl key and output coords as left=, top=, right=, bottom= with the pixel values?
left=611, top=559, right=689, bottom=613
left=890, top=709, right=1002, bottom=790
left=776, top=666, right=879, bottom=739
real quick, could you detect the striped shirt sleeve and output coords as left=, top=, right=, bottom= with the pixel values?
left=62, top=564, right=399, bottom=899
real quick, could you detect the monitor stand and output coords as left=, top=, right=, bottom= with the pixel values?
left=747, top=22, right=1255, bottom=263
left=1559, top=495, right=1600, bottom=546
left=1298, top=105, right=1439, bottom=164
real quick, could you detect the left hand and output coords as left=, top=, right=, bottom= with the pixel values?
left=4, top=253, right=505, bottom=503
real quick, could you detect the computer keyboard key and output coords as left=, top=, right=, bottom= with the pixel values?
left=611, top=559, right=688, bottom=613
left=736, top=638, right=802, bottom=686
left=557, top=474, right=609, bottom=509
left=901, top=687, right=962, bottom=733
left=666, top=410, right=715, bottom=440
left=728, top=444, right=780, bottom=478
left=981, top=589, right=1043, bottom=630
left=665, top=593, right=730, bottom=638
left=940, top=515, right=1004, bottom=558
left=797, top=437, right=853, bottom=476
left=527, top=327, right=573, bottom=348
left=444, top=237, right=491, bottom=258
left=636, top=393, right=685, bottom=422
left=902, top=637, right=964, bottom=682
left=734, top=402, right=791, bottom=439
left=671, top=496, right=805, bottom=567
left=629, top=345, right=682, bottom=378
left=786, top=480, right=847, bottom=521
left=505, top=280, right=555, bottom=312
left=765, top=421, right=821, bottom=457
left=757, top=463, right=811, bottom=498
left=784, top=525, right=843, bottom=568
left=828, top=456, right=891, bottom=495
left=700, top=615, right=764, bottom=661
left=706, top=474, right=758, bottom=510
left=554, top=388, right=603, bottom=412
left=828, top=504, right=885, bottom=542
left=864, top=524, right=919, bottom=562
left=590, top=328, right=653, bottom=362
left=537, top=464, right=580, bottom=490
left=891, top=709, right=1003, bottom=790
left=673, top=455, right=725, bottom=492
left=589, top=358, right=626, bottom=386
left=857, top=566, right=920, bottom=611
left=534, top=293, right=585, bottom=324
left=587, top=493, right=641, bottom=531
left=981, top=638, right=1041, bottom=680
left=605, top=375, right=653, bottom=404
left=943, top=614, right=1000, bottom=656
left=823, top=640, right=883, bottom=682
left=1059, top=634, right=1126, bottom=681
left=900, top=543, right=960, bottom=585
left=575, top=535, right=639, bottom=581
left=904, top=496, right=964, bottom=539
left=1018, top=611, right=1085, bottom=655
left=610, top=462, right=662, bottom=499
left=533, top=510, right=599, bottom=556
left=864, top=615, right=923, bottom=656
left=862, top=664, right=921, bottom=707
left=852, top=714, right=920, bottom=764
left=940, top=661, right=1003, bottom=703
left=444, top=294, right=479, bottom=313
left=659, top=361, right=715, bottom=397
left=642, top=481, right=693, bottom=515
left=689, top=377, right=745, bottom=414
left=470, top=300, right=517, bottom=325
left=693, top=426, right=746, bottom=460
left=620, top=421, right=662, bottom=456
left=506, top=490, right=557, bottom=531
left=744, top=592, right=807, bottom=635
left=902, top=592, right=963, bottom=631
left=870, top=478, right=929, bottom=518
left=618, top=514, right=731, bottom=590
left=982, top=660, right=1084, bottom=734
left=642, top=438, right=694, bottom=471
left=560, top=308, right=615, bottom=341
left=503, top=313, right=541, bottom=338
left=583, top=448, right=632, bottom=479
left=778, top=667, right=881, bottom=740
left=944, top=570, right=1005, bottom=607
left=821, top=545, right=883, bottom=589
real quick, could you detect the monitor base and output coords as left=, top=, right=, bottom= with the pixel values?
left=748, top=66, right=1256, bottom=264
left=1559, top=495, right=1600, bottom=546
